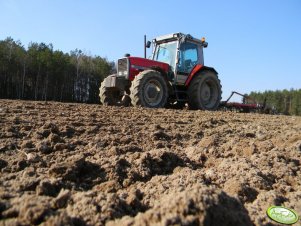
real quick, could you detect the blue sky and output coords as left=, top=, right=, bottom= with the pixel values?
left=0, top=0, right=300, bottom=100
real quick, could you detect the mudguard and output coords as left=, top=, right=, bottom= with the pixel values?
left=185, top=65, right=218, bottom=86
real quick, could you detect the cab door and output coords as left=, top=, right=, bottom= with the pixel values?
left=175, top=42, right=203, bottom=85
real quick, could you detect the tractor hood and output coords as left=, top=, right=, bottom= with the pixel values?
left=117, top=56, right=170, bottom=81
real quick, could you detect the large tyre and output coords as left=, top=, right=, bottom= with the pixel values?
left=188, top=70, right=222, bottom=110
left=99, top=75, right=130, bottom=106
left=130, top=70, right=168, bottom=108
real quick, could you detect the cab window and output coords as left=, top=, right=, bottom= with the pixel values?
left=154, top=41, right=177, bottom=71
left=177, top=42, right=198, bottom=74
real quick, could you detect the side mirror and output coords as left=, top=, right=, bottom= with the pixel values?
left=146, top=41, right=151, bottom=48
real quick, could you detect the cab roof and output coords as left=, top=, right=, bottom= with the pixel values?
left=153, top=32, right=203, bottom=44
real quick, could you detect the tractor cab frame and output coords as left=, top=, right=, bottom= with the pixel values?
left=152, top=33, right=207, bottom=85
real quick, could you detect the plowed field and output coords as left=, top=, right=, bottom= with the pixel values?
left=0, top=100, right=300, bottom=225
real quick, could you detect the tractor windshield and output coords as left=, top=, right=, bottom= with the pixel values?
left=154, top=41, right=177, bottom=71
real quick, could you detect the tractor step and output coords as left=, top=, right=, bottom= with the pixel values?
left=172, top=86, right=188, bottom=102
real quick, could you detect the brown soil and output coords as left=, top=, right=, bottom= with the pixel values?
left=0, top=99, right=300, bottom=226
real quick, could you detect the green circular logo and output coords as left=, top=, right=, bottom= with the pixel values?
left=267, top=206, right=299, bottom=225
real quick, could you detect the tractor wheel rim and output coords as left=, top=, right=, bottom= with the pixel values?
left=201, top=85, right=211, bottom=102
left=144, top=79, right=163, bottom=106
left=200, top=79, right=218, bottom=108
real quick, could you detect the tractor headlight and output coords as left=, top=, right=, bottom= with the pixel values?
left=118, top=71, right=128, bottom=76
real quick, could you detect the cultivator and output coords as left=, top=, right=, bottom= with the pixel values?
left=220, top=91, right=276, bottom=114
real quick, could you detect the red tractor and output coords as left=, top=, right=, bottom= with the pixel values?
left=99, top=33, right=222, bottom=110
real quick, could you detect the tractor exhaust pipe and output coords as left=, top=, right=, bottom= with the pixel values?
left=144, top=35, right=151, bottom=59
left=144, top=35, right=147, bottom=59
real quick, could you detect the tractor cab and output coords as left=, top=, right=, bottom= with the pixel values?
left=152, top=33, right=208, bottom=85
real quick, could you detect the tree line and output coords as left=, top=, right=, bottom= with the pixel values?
left=0, top=37, right=113, bottom=103
left=249, top=89, right=301, bottom=116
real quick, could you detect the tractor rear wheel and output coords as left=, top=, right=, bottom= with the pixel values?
left=188, top=70, right=222, bottom=110
left=99, top=76, right=130, bottom=106
left=130, top=70, right=168, bottom=108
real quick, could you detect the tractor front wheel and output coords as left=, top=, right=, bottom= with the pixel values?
left=188, top=70, right=222, bottom=110
left=130, top=70, right=168, bottom=108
